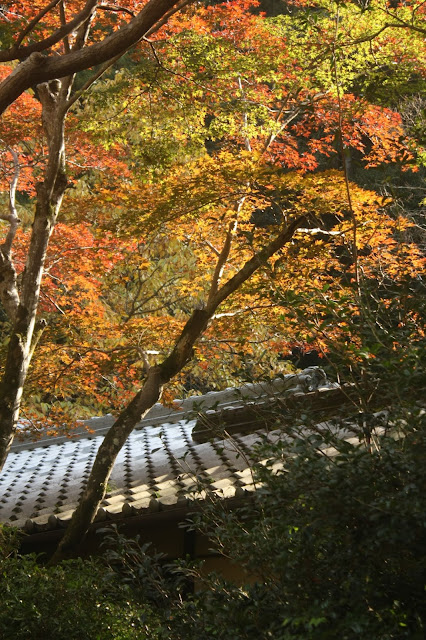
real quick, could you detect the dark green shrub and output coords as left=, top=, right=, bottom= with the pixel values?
left=0, top=545, right=161, bottom=639
left=2, top=410, right=426, bottom=640
left=184, top=411, right=426, bottom=639
left=83, top=410, right=426, bottom=640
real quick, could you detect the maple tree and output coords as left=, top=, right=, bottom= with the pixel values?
left=0, top=0, right=424, bottom=559
left=0, top=0, right=192, bottom=467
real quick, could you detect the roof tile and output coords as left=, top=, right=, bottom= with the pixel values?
left=1, top=369, right=338, bottom=534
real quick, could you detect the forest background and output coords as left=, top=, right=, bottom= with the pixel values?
left=0, top=0, right=425, bottom=617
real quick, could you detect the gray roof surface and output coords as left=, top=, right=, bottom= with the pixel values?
left=0, top=369, right=335, bottom=534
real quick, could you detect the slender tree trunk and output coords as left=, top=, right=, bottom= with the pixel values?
left=0, top=84, right=68, bottom=469
left=50, top=218, right=305, bottom=564
left=0, top=0, right=194, bottom=471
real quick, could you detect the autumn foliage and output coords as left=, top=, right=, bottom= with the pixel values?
left=0, top=0, right=425, bottom=437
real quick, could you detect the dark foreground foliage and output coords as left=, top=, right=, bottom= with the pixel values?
left=1, top=408, right=426, bottom=639
left=187, top=412, right=426, bottom=639
left=0, top=527, right=161, bottom=639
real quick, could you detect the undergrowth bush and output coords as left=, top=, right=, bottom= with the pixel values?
left=0, top=538, right=162, bottom=640
left=1, top=411, right=425, bottom=639
left=184, top=409, right=426, bottom=639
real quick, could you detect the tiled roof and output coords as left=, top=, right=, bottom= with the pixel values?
left=0, top=368, right=337, bottom=534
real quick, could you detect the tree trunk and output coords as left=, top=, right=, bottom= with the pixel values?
left=50, top=219, right=305, bottom=563
left=0, top=0, right=193, bottom=469
left=0, top=86, right=67, bottom=470
left=51, top=309, right=211, bottom=562
left=51, top=366, right=165, bottom=560
left=0, top=0, right=196, bottom=471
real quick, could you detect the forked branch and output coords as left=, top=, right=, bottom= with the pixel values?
left=50, top=213, right=307, bottom=562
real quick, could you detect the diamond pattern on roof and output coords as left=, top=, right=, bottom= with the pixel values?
left=0, top=369, right=337, bottom=533
left=1, top=419, right=268, bottom=532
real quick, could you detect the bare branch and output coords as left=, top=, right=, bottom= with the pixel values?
left=381, top=10, right=426, bottom=36
left=0, top=0, right=99, bottom=63
left=40, top=290, right=66, bottom=315
left=207, top=181, right=251, bottom=306
left=143, top=0, right=192, bottom=39
left=238, top=76, right=252, bottom=153
left=14, top=0, right=62, bottom=49
left=72, top=1, right=98, bottom=52
left=263, top=92, right=326, bottom=154
left=207, top=215, right=240, bottom=306
left=66, top=53, right=122, bottom=110
left=263, top=108, right=302, bottom=154
left=213, top=306, right=259, bottom=319
left=203, top=238, right=221, bottom=257
left=98, top=4, right=136, bottom=18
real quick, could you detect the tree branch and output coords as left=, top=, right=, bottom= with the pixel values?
left=14, top=0, right=63, bottom=49
left=207, top=210, right=241, bottom=306
left=143, top=0, right=192, bottom=39
left=238, top=76, right=252, bottom=153
left=0, top=0, right=192, bottom=115
left=67, top=0, right=193, bottom=110
left=0, top=0, right=99, bottom=62
left=59, top=0, right=72, bottom=55
left=1, top=147, right=21, bottom=255
left=209, top=214, right=307, bottom=312
left=66, top=53, right=122, bottom=110
left=381, top=11, right=426, bottom=36
left=49, top=211, right=307, bottom=562
left=161, top=215, right=306, bottom=382
left=98, top=5, right=136, bottom=18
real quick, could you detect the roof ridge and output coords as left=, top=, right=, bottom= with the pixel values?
left=11, top=368, right=332, bottom=452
